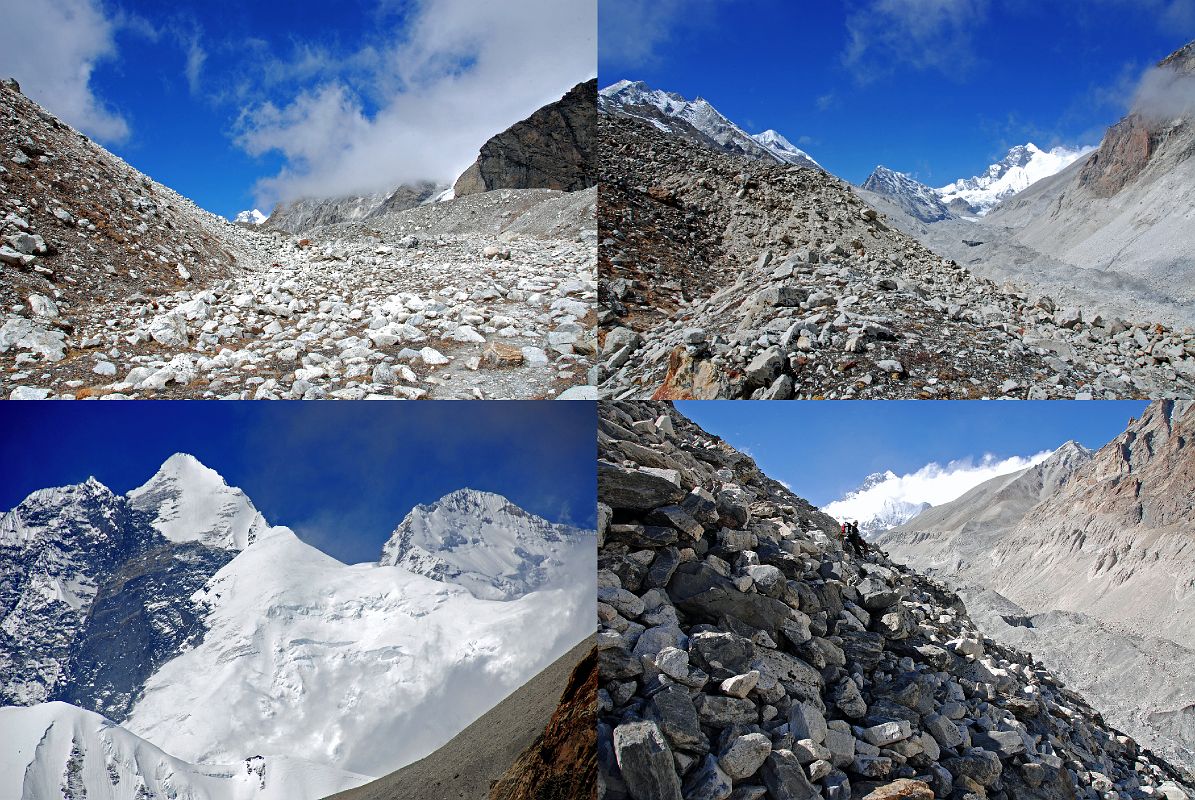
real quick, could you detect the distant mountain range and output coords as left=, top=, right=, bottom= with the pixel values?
left=598, top=79, right=1095, bottom=225
left=862, top=143, right=1093, bottom=222
left=0, top=456, right=594, bottom=800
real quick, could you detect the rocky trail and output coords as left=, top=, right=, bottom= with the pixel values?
left=597, top=114, right=1195, bottom=400
left=1, top=79, right=597, bottom=399
left=597, top=400, right=1194, bottom=799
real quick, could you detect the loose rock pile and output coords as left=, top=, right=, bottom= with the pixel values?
left=597, top=400, right=1193, bottom=799
left=597, top=114, right=1195, bottom=399
left=1, top=80, right=596, bottom=399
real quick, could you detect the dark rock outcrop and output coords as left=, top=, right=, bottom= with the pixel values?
left=454, top=79, right=596, bottom=197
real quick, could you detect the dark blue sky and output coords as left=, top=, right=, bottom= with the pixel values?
left=677, top=400, right=1147, bottom=505
left=0, top=0, right=593, bottom=218
left=0, top=402, right=596, bottom=564
left=600, top=0, right=1195, bottom=184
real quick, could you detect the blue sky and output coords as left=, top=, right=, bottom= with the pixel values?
left=600, top=0, right=1195, bottom=184
left=677, top=400, right=1147, bottom=507
left=0, top=402, right=596, bottom=565
left=0, top=0, right=594, bottom=218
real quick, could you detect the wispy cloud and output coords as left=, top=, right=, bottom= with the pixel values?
left=822, top=450, right=1053, bottom=524
left=599, top=0, right=724, bottom=70
left=843, top=0, right=990, bottom=83
left=1131, top=62, right=1195, bottom=120
left=0, top=0, right=130, bottom=142
left=233, top=0, right=595, bottom=208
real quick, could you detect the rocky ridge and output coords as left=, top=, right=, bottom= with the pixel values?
left=598, top=81, right=820, bottom=170
left=597, top=400, right=1194, bottom=800
left=861, top=168, right=952, bottom=224
left=0, top=465, right=243, bottom=718
left=597, top=113, right=1195, bottom=399
left=489, top=645, right=598, bottom=800
left=1, top=79, right=596, bottom=399
left=455, top=79, right=598, bottom=198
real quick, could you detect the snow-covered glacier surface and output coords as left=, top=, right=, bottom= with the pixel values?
left=124, top=524, right=593, bottom=776
left=0, top=702, right=369, bottom=800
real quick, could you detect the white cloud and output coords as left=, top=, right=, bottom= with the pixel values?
left=844, top=0, right=990, bottom=82
left=0, top=0, right=129, bottom=142
left=1131, top=63, right=1195, bottom=121
left=234, top=0, right=595, bottom=208
left=184, top=36, right=206, bottom=96
left=822, top=450, right=1053, bottom=524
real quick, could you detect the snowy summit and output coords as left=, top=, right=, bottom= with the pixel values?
left=937, top=142, right=1094, bottom=215
left=232, top=209, right=267, bottom=225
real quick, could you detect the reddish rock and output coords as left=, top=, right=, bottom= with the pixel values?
left=488, top=648, right=597, bottom=800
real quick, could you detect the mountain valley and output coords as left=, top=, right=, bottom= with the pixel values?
left=880, top=402, right=1195, bottom=773
left=1, top=78, right=598, bottom=400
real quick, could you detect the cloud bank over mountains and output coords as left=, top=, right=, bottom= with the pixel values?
left=822, top=450, right=1053, bottom=527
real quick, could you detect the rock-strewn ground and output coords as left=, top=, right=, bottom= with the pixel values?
left=0, top=80, right=596, bottom=399
left=597, top=400, right=1193, bottom=800
left=597, top=114, right=1195, bottom=399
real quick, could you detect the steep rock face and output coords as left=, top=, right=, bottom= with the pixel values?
left=0, top=470, right=237, bottom=719
left=378, top=488, right=595, bottom=600
left=455, top=79, right=597, bottom=197
left=983, top=40, right=1195, bottom=311
left=489, top=647, right=598, bottom=800
left=597, top=401, right=1192, bottom=799
left=985, top=401, right=1195, bottom=647
left=1076, top=116, right=1164, bottom=198
left=1077, top=41, right=1195, bottom=199
left=880, top=405, right=1195, bottom=771
left=0, top=480, right=148, bottom=706
left=862, top=167, right=952, bottom=223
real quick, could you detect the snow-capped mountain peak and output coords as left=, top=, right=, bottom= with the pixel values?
left=379, top=488, right=594, bottom=601
left=822, top=473, right=933, bottom=540
left=599, top=79, right=822, bottom=170
left=127, top=453, right=271, bottom=550
left=937, top=141, right=1095, bottom=215
left=751, top=129, right=822, bottom=169
left=233, top=209, right=267, bottom=225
